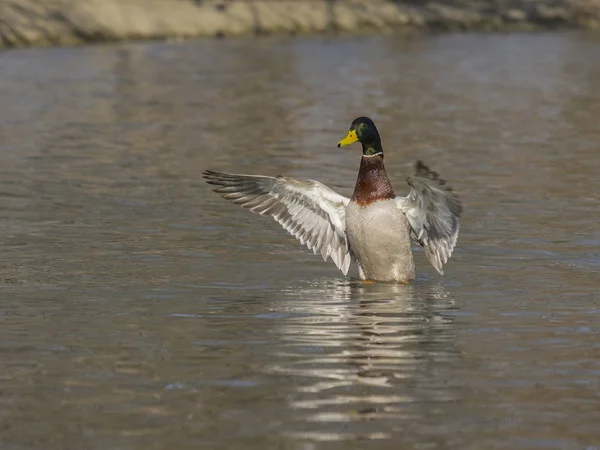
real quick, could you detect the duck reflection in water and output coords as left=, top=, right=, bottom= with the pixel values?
left=265, top=278, right=461, bottom=440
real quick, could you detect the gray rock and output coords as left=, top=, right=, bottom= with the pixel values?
left=1, top=0, right=600, bottom=49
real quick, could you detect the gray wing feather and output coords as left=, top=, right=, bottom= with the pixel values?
left=396, top=161, right=462, bottom=275
left=203, top=170, right=352, bottom=275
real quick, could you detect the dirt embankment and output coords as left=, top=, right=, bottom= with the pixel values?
left=2, top=0, right=600, bottom=49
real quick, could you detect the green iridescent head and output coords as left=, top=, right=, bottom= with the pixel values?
left=337, top=117, right=383, bottom=157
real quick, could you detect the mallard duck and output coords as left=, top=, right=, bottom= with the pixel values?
left=203, top=117, right=462, bottom=283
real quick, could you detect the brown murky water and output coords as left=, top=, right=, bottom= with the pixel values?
left=1, top=32, right=600, bottom=449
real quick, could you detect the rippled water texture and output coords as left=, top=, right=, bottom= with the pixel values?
left=1, top=32, right=600, bottom=449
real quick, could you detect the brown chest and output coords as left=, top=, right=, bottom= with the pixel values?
left=351, top=155, right=396, bottom=206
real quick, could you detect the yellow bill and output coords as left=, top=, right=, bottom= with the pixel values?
left=337, top=130, right=358, bottom=147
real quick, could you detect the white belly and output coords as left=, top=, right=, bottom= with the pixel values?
left=345, top=200, right=415, bottom=282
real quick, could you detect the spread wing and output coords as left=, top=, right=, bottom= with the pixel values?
left=203, top=170, right=352, bottom=275
left=396, top=161, right=462, bottom=275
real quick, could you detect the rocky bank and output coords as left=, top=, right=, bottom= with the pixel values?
left=1, top=0, right=600, bottom=49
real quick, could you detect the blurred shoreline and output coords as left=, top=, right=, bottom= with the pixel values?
left=2, top=0, right=600, bottom=49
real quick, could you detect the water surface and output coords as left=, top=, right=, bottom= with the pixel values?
left=1, top=32, right=599, bottom=449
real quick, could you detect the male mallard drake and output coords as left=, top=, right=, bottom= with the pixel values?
left=203, top=117, right=462, bottom=283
